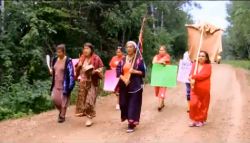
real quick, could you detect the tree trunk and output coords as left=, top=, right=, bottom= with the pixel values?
left=150, top=2, right=155, bottom=29
left=122, top=28, right=126, bottom=47
left=1, top=0, right=4, bottom=32
left=161, top=11, right=163, bottom=29
left=246, top=45, right=250, bottom=59
left=0, top=68, right=2, bottom=84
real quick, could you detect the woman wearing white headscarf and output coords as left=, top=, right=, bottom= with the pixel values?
left=116, top=41, right=146, bottom=133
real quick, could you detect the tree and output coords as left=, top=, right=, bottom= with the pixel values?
left=226, top=1, right=250, bottom=60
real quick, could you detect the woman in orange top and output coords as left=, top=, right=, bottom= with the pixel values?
left=152, top=45, right=171, bottom=111
left=188, top=51, right=212, bottom=127
left=109, top=46, right=125, bottom=110
left=109, top=46, right=125, bottom=69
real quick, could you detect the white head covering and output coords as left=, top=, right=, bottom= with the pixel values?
left=217, top=55, right=221, bottom=59
left=126, top=41, right=137, bottom=49
left=183, top=51, right=190, bottom=61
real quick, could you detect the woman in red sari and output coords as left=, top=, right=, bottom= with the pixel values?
left=152, top=45, right=171, bottom=111
left=109, top=46, right=125, bottom=110
left=188, top=51, right=212, bottom=127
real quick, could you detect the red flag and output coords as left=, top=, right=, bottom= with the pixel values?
left=140, top=37, right=143, bottom=53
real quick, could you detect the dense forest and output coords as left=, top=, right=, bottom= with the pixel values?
left=222, top=1, right=250, bottom=60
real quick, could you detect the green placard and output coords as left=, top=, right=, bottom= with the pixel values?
left=150, top=64, right=178, bottom=88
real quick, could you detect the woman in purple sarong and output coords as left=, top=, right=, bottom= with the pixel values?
left=116, top=41, right=146, bottom=133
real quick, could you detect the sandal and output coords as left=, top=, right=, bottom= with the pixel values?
left=158, top=104, right=165, bottom=111
left=85, top=119, right=93, bottom=127
left=189, top=121, right=195, bottom=127
left=158, top=100, right=165, bottom=111
left=196, top=122, right=203, bottom=127
left=58, top=115, right=65, bottom=123
left=126, top=124, right=135, bottom=133
left=75, top=113, right=85, bottom=117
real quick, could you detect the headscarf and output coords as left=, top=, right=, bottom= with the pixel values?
left=124, top=40, right=147, bottom=72
left=126, top=41, right=137, bottom=49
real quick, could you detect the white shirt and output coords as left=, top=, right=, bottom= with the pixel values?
left=183, top=51, right=190, bottom=61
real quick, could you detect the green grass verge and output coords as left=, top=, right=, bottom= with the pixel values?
left=223, top=60, right=250, bottom=85
left=223, top=60, right=250, bottom=69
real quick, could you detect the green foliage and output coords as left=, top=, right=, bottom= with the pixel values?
left=144, top=66, right=152, bottom=84
left=225, top=2, right=250, bottom=60
left=0, top=1, right=198, bottom=121
left=0, top=76, right=53, bottom=120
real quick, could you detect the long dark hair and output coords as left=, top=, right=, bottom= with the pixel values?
left=200, top=51, right=211, bottom=64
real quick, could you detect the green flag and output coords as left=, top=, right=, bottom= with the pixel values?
left=150, top=64, right=178, bottom=87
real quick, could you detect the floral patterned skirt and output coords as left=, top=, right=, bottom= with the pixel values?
left=75, top=80, right=98, bottom=118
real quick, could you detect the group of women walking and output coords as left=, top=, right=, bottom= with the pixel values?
left=49, top=41, right=212, bottom=132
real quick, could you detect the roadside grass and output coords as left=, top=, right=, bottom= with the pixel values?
left=223, top=60, right=250, bottom=69
left=223, top=60, right=250, bottom=85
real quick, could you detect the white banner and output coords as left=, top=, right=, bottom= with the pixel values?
left=177, top=59, right=192, bottom=83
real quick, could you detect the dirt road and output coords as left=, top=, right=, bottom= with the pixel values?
left=0, top=64, right=250, bottom=143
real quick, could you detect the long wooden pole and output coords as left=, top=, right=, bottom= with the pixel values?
left=191, top=28, right=204, bottom=88
left=127, top=15, right=147, bottom=82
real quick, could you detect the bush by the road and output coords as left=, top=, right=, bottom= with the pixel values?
left=0, top=75, right=108, bottom=121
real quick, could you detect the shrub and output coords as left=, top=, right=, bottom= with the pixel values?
left=0, top=76, right=54, bottom=121
left=0, top=74, right=110, bottom=121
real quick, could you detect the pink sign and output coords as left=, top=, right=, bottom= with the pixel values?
left=72, top=58, right=79, bottom=67
left=103, top=70, right=119, bottom=92
left=72, top=58, right=80, bottom=79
